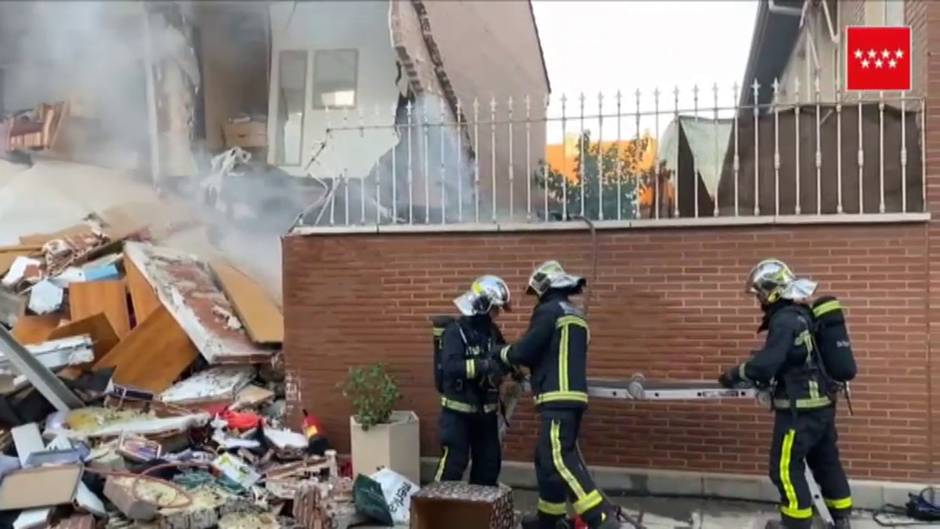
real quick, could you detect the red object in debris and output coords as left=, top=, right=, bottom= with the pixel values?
left=220, top=409, right=262, bottom=430
left=302, top=410, right=325, bottom=440
left=845, top=26, right=912, bottom=91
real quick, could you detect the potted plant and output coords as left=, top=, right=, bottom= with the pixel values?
left=342, top=363, right=420, bottom=485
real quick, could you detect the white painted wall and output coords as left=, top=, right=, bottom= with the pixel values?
left=267, top=0, right=401, bottom=179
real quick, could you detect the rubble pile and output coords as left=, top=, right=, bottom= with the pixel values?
left=0, top=216, right=360, bottom=529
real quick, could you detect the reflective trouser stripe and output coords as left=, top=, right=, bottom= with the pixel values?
left=825, top=497, right=853, bottom=510
left=550, top=420, right=586, bottom=498
left=466, top=359, right=476, bottom=379
left=500, top=345, right=511, bottom=365
left=779, top=429, right=798, bottom=514
left=559, top=323, right=570, bottom=392
left=550, top=419, right=602, bottom=515
left=778, top=429, right=812, bottom=520
left=537, top=499, right=567, bottom=516
left=738, top=362, right=750, bottom=382
left=809, top=380, right=819, bottom=400
left=435, top=447, right=448, bottom=481
left=573, top=490, right=604, bottom=515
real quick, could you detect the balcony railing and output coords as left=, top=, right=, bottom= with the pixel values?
left=290, top=80, right=927, bottom=232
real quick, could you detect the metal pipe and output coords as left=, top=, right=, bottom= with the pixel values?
left=836, top=86, right=842, bottom=213
left=693, top=84, right=700, bottom=218
left=561, top=94, right=569, bottom=220
left=653, top=88, right=660, bottom=219
left=457, top=99, right=463, bottom=222
left=815, top=75, right=822, bottom=215
left=879, top=91, right=885, bottom=213
left=508, top=96, right=515, bottom=220
left=424, top=97, right=431, bottom=224
left=597, top=92, right=605, bottom=220
left=767, top=0, right=804, bottom=17
left=794, top=77, right=801, bottom=215
left=674, top=87, right=681, bottom=218
left=617, top=91, right=623, bottom=221
left=491, top=97, right=497, bottom=221
left=773, top=79, right=780, bottom=216
left=902, top=97, right=907, bottom=213
left=543, top=95, right=549, bottom=221
left=635, top=89, right=641, bottom=219
left=713, top=83, right=719, bottom=217
left=732, top=83, right=740, bottom=217
left=474, top=98, right=481, bottom=222
left=407, top=100, right=415, bottom=224
left=440, top=97, right=447, bottom=224
left=857, top=93, right=864, bottom=214
left=526, top=95, right=532, bottom=221
left=753, top=80, right=761, bottom=216
left=580, top=93, right=586, bottom=218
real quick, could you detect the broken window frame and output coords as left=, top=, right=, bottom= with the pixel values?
left=275, top=49, right=308, bottom=167
left=311, top=49, right=358, bottom=110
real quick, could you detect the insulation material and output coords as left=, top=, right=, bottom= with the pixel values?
left=68, top=280, right=130, bottom=338
left=27, top=280, right=63, bottom=315
left=124, top=242, right=271, bottom=364
left=158, top=366, right=254, bottom=404
left=210, top=261, right=283, bottom=344
left=49, top=407, right=210, bottom=439
left=93, top=306, right=198, bottom=393
left=0, top=335, right=95, bottom=374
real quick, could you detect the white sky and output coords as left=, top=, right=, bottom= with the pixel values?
left=532, top=1, right=760, bottom=139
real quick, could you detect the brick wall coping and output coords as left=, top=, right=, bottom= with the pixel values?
left=288, top=212, right=931, bottom=236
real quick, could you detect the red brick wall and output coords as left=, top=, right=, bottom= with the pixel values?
left=282, top=222, right=932, bottom=482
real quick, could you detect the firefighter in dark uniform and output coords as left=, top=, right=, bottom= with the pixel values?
left=719, top=259, right=853, bottom=529
left=494, top=261, right=618, bottom=529
left=434, top=275, right=511, bottom=486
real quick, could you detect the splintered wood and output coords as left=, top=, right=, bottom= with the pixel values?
left=124, top=242, right=271, bottom=365
left=292, top=479, right=357, bottom=529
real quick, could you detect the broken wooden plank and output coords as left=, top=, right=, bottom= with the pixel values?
left=124, top=243, right=270, bottom=364
left=11, top=316, right=62, bottom=345
left=0, top=245, right=42, bottom=278
left=210, top=261, right=283, bottom=345
left=93, top=306, right=197, bottom=393
left=124, top=257, right=160, bottom=324
left=47, top=313, right=119, bottom=362
left=68, top=280, right=130, bottom=339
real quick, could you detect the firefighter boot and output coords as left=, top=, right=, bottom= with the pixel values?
left=833, top=518, right=852, bottom=529
left=521, top=513, right=564, bottom=529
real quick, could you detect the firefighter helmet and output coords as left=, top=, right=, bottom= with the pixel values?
left=526, top=260, right=586, bottom=298
left=745, top=259, right=817, bottom=305
left=453, top=275, right=512, bottom=316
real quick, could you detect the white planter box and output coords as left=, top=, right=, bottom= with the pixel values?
left=350, top=410, right=420, bottom=485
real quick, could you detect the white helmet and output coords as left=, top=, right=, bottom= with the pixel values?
left=453, top=275, right=512, bottom=316
left=526, top=260, right=585, bottom=298
left=745, top=259, right=818, bottom=305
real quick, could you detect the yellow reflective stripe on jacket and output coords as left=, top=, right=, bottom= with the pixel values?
left=441, top=397, right=498, bottom=414
left=550, top=420, right=587, bottom=499
left=559, top=323, right=570, bottom=392
left=824, top=497, right=853, bottom=510
left=465, top=359, right=476, bottom=379
left=778, top=429, right=811, bottom=519
left=435, top=447, right=448, bottom=481
left=773, top=396, right=832, bottom=409
left=500, top=345, right=511, bottom=365
left=535, top=391, right=589, bottom=405
left=813, top=300, right=842, bottom=317
left=537, top=499, right=567, bottom=516
left=556, top=315, right=590, bottom=342
left=808, top=380, right=819, bottom=400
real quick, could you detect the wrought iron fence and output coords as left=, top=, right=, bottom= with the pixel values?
left=293, top=79, right=926, bottom=230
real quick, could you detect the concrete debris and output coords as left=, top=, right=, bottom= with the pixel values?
left=159, top=366, right=254, bottom=405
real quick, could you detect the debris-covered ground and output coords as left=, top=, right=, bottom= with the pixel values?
left=0, top=156, right=372, bottom=529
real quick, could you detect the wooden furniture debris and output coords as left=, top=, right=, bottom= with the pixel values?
left=68, top=281, right=131, bottom=339
left=93, top=306, right=198, bottom=393
left=211, top=261, right=283, bottom=345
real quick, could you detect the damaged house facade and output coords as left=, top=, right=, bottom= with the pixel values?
left=283, top=0, right=940, bottom=502
left=0, top=1, right=551, bottom=227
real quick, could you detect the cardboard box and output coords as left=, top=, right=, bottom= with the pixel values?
left=350, top=410, right=420, bottom=486
left=223, top=121, right=266, bottom=149
left=410, top=482, right=513, bottom=529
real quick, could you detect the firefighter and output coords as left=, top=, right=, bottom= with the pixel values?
left=494, top=261, right=618, bottom=529
left=718, top=259, right=853, bottom=529
left=434, top=275, right=511, bottom=486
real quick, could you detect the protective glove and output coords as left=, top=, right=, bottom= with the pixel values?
left=717, top=366, right=740, bottom=389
